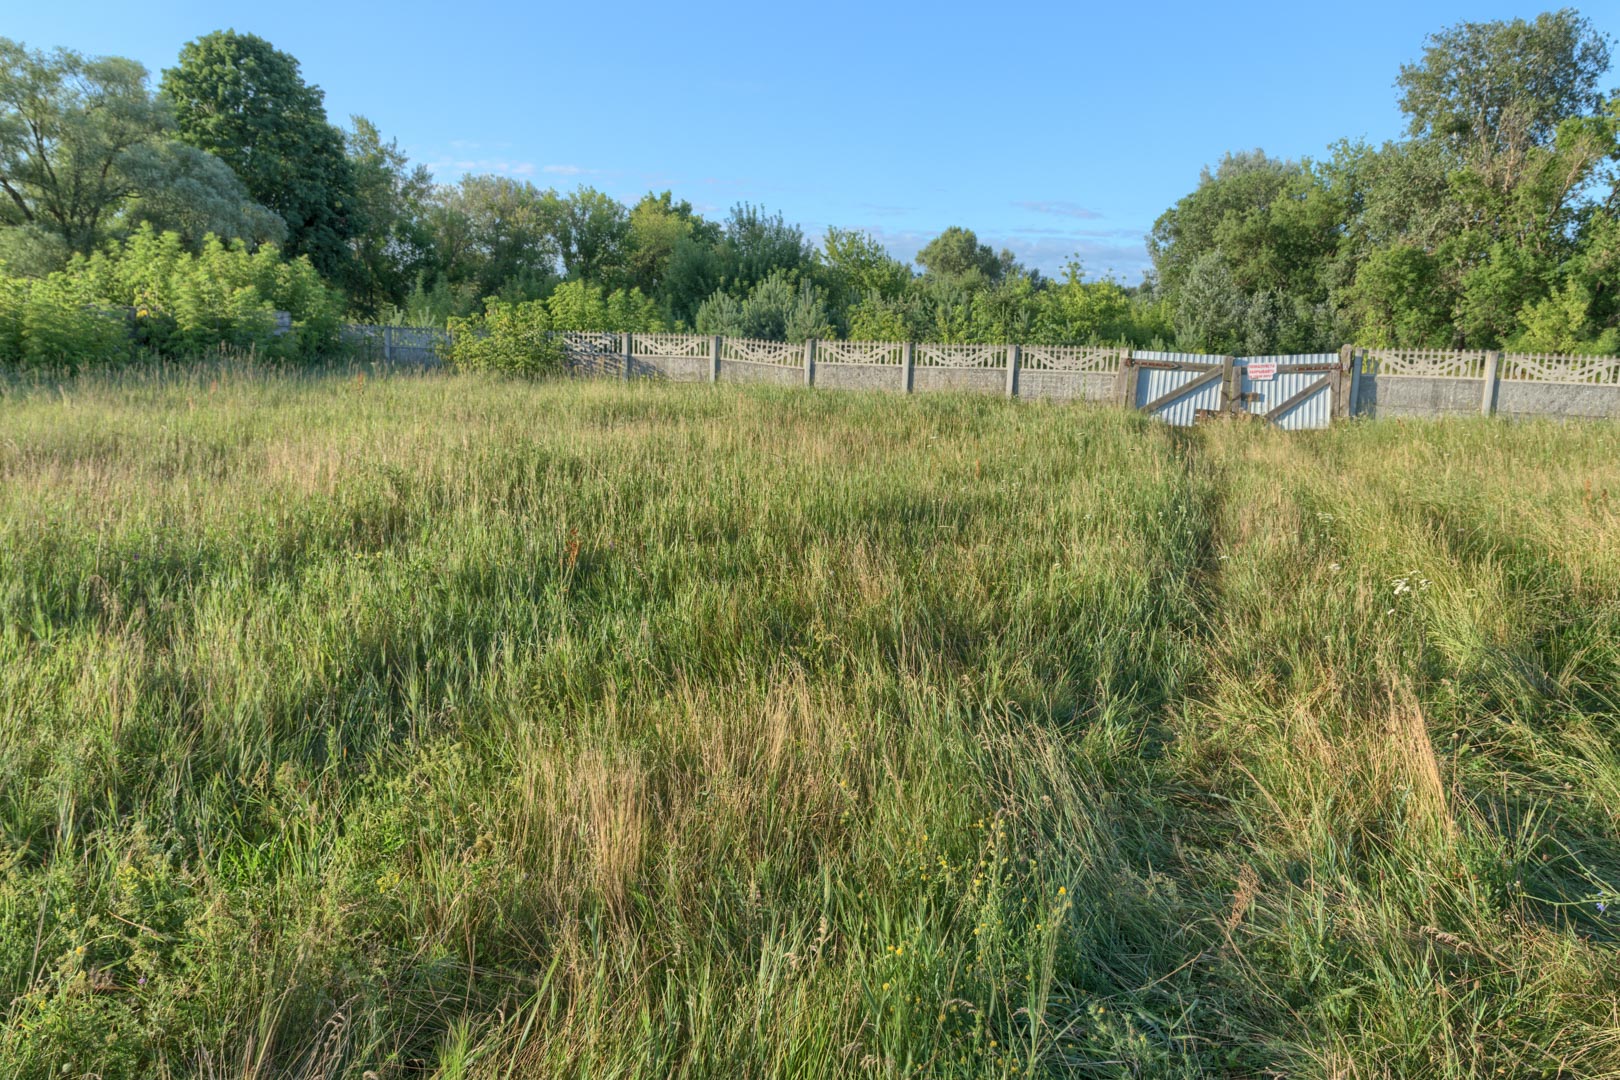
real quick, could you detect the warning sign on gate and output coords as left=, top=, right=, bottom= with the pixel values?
left=1248, top=362, right=1277, bottom=381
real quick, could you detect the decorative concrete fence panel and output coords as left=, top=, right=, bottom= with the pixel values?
left=814, top=340, right=906, bottom=393
left=718, top=337, right=803, bottom=387
left=912, top=343, right=1007, bottom=394
left=1018, top=345, right=1127, bottom=403
left=348, top=324, right=1620, bottom=426
left=630, top=333, right=711, bottom=381
left=560, top=332, right=625, bottom=378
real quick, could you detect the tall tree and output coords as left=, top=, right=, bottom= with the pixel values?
left=819, top=226, right=912, bottom=326
left=162, top=31, right=357, bottom=280
left=343, top=115, right=432, bottom=318
left=1397, top=9, right=1612, bottom=193
left=625, top=190, right=716, bottom=297
left=551, top=186, right=630, bottom=284
left=720, top=203, right=813, bottom=294
left=423, top=174, right=559, bottom=302
left=915, top=226, right=1008, bottom=283
left=0, top=39, right=168, bottom=254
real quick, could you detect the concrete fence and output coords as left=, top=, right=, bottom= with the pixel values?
left=342, top=325, right=1620, bottom=428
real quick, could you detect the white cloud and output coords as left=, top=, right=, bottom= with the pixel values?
left=543, top=164, right=588, bottom=176
left=423, top=158, right=539, bottom=180
left=1013, top=200, right=1103, bottom=220
left=860, top=225, right=1151, bottom=281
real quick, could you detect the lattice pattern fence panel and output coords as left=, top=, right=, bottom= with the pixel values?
left=1020, top=345, right=1127, bottom=372
left=560, top=332, right=622, bottom=372
left=722, top=338, right=802, bottom=365
left=1501, top=353, right=1620, bottom=385
left=632, top=333, right=710, bottom=359
left=915, top=343, right=1006, bottom=368
left=816, top=340, right=903, bottom=365
left=1361, top=349, right=1487, bottom=379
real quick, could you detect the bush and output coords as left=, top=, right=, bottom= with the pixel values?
left=445, top=299, right=566, bottom=376
left=0, top=273, right=131, bottom=370
left=83, top=227, right=344, bottom=361
left=1, top=226, right=346, bottom=371
left=545, top=280, right=663, bottom=333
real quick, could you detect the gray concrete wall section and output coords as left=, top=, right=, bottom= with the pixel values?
left=632, top=355, right=708, bottom=382
left=567, top=355, right=626, bottom=378
left=1354, top=375, right=1484, bottom=419
left=913, top=368, right=1006, bottom=394
left=718, top=359, right=802, bottom=388
left=1018, top=370, right=1117, bottom=403
left=1495, top=381, right=1620, bottom=420
left=813, top=362, right=905, bottom=392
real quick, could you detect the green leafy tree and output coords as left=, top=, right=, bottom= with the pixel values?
left=0, top=39, right=169, bottom=254
left=626, top=191, right=717, bottom=299
left=1397, top=9, right=1612, bottom=192
left=1031, top=262, right=1139, bottom=344
left=719, top=204, right=814, bottom=295
left=1149, top=150, right=1344, bottom=352
left=162, top=31, right=358, bottom=281
left=343, top=115, right=433, bottom=319
left=818, top=227, right=912, bottom=331
left=1348, top=244, right=1452, bottom=347
left=847, top=292, right=921, bottom=341
left=445, top=298, right=563, bottom=376
left=695, top=270, right=831, bottom=342
left=658, top=234, right=727, bottom=328
left=915, top=226, right=1006, bottom=283
left=422, top=175, right=559, bottom=304
left=551, top=186, right=630, bottom=284
left=545, top=279, right=662, bottom=331
left=117, top=140, right=285, bottom=249
left=1323, top=12, right=1619, bottom=347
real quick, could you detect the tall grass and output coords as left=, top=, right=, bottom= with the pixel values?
left=0, top=365, right=1617, bottom=1077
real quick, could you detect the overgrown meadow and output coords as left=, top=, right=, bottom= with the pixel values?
left=2, top=366, right=1618, bottom=1077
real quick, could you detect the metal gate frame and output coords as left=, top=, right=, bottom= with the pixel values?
left=1124, top=347, right=1354, bottom=429
left=1124, top=352, right=1228, bottom=426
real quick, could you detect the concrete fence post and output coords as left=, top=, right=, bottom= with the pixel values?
left=383, top=325, right=393, bottom=364
left=1481, top=350, right=1502, bottom=416
left=1005, top=343, right=1020, bottom=399
left=1222, top=356, right=1239, bottom=415
left=804, top=338, right=816, bottom=387
left=902, top=342, right=915, bottom=393
left=621, top=332, right=633, bottom=381
left=710, top=336, right=722, bottom=383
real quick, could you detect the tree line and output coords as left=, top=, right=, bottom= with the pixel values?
left=2, top=11, right=1617, bottom=364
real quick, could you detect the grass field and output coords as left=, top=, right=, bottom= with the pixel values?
left=2, top=364, right=1619, bottom=1078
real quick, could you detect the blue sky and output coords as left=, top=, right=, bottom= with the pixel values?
left=10, top=1, right=1618, bottom=280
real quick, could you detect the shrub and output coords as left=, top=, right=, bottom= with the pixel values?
left=0, top=273, right=131, bottom=370
left=545, top=280, right=663, bottom=333
left=0, top=226, right=347, bottom=370
left=445, top=299, right=566, bottom=376
left=85, top=227, right=344, bottom=360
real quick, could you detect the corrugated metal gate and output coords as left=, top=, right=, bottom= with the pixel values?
left=1130, top=351, right=1227, bottom=425
left=1235, top=354, right=1343, bottom=430
left=1127, top=350, right=1350, bottom=429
